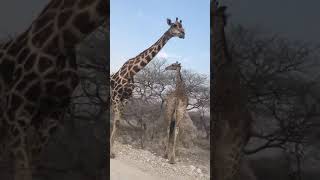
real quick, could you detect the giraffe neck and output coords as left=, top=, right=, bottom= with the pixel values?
left=29, top=0, right=107, bottom=54
left=213, top=16, right=230, bottom=65
left=125, top=31, right=173, bottom=77
left=175, top=69, right=186, bottom=94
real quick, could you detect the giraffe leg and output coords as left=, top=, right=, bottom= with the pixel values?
left=164, top=126, right=170, bottom=159
left=110, top=102, right=123, bottom=158
left=163, top=97, right=176, bottom=159
left=167, top=120, right=177, bottom=164
left=169, top=102, right=185, bottom=164
left=169, top=126, right=179, bottom=164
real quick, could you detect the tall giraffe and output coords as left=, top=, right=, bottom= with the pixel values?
left=211, top=1, right=253, bottom=180
left=163, top=61, right=188, bottom=164
left=110, top=18, right=185, bottom=158
left=0, top=1, right=107, bottom=179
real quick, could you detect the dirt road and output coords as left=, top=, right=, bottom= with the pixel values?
left=111, top=159, right=162, bottom=180
left=110, top=142, right=210, bottom=180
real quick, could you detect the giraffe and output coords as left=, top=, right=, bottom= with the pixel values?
left=163, top=61, right=188, bottom=164
left=0, top=0, right=107, bottom=179
left=211, top=1, right=253, bottom=180
left=110, top=17, right=185, bottom=158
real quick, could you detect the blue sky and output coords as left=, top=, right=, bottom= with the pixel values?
left=110, top=0, right=210, bottom=75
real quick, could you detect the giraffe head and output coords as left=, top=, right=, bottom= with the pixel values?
left=166, top=17, right=185, bottom=39
left=165, top=61, right=181, bottom=71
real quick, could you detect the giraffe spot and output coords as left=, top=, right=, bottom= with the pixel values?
left=117, top=87, right=123, bottom=94
left=17, top=48, right=31, bottom=64
left=143, top=51, right=148, bottom=56
left=140, top=53, right=145, bottom=58
left=67, top=51, right=77, bottom=69
left=16, top=80, right=28, bottom=91
left=145, top=55, right=151, bottom=61
left=54, top=85, right=71, bottom=98
left=55, top=85, right=72, bottom=107
left=49, top=126, right=57, bottom=135
left=45, top=81, right=56, bottom=94
left=133, top=65, right=140, bottom=73
left=3, top=40, right=12, bottom=50
left=0, top=58, right=15, bottom=84
left=15, top=31, right=28, bottom=44
left=73, top=12, right=96, bottom=34
left=17, top=120, right=26, bottom=127
left=56, top=55, right=67, bottom=69
left=110, top=79, right=115, bottom=88
left=14, top=67, right=23, bottom=81
left=25, top=81, right=41, bottom=101
left=7, top=41, right=25, bottom=56
left=151, top=51, right=157, bottom=57
left=63, top=29, right=79, bottom=48
left=120, top=70, right=126, bottom=76
left=38, top=57, right=53, bottom=73
left=11, top=126, right=20, bottom=137
left=10, top=93, right=23, bottom=112
left=140, top=61, right=147, bottom=67
left=24, top=54, right=37, bottom=71
left=157, top=45, right=161, bottom=51
left=115, top=84, right=121, bottom=90
left=79, top=0, right=95, bottom=8
left=63, top=0, right=75, bottom=8
left=123, top=72, right=129, bottom=79
left=44, top=71, right=57, bottom=80
left=134, top=58, right=140, bottom=64
left=44, top=35, right=59, bottom=56
left=0, top=52, right=3, bottom=58
left=12, top=138, right=21, bottom=148
left=50, top=0, right=61, bottom=8
left=34, top=12, right=55, bottom=32
left=25, top=104, right=36, bottom=115
left=121, top=79, right=127, bottom=84
left=114, top=76, right=120, bottom=82
left=32, top=23, right=54, bottom=48
left=58, top=10, right=73, bottom=28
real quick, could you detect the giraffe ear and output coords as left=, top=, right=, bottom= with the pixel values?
left=167, top=18, right=172, bottom=25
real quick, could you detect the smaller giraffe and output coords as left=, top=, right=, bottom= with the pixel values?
left=163, top=61, right=188, bottom=164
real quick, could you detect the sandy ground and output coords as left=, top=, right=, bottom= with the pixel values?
left=111, top=159, right=162, bottom=180
left=110, top=142, right=210, bottom=180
